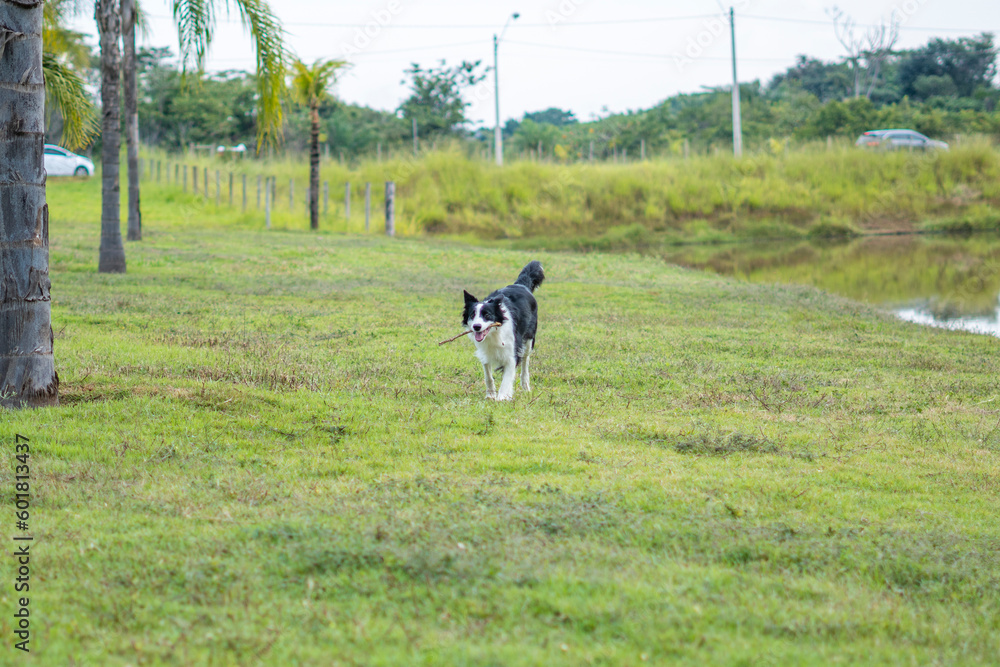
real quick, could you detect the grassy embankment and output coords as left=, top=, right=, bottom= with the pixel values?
left=129, top=141, right=1000, bottom=249
left=2, top=175, right=999, bottom=664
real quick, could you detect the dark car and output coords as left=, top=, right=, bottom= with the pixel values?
left=855, top=129, right=949, bottom=151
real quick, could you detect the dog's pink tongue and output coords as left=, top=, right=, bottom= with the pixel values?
left=474, top=330, right=487, bottom=342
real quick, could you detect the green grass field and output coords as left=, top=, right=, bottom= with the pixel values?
left=2, top=175, right=999, bottom=665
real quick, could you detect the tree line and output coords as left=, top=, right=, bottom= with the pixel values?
left=505, top=32, right=1000, bottom=159
left=51, top=31, right=1000, bottom=163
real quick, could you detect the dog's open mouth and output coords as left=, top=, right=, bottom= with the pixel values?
left=474, top=329, right=489, bottom=342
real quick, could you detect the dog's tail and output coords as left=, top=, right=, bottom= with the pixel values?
left=514, top=260, right=545, bottom=292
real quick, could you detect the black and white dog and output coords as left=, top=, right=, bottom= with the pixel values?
left=462, top=261, right=545, bottom=401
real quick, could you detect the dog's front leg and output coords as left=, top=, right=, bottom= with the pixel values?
left=495, top=362, right=516, bottom=401
left=483, top=363, right=497, bottom=399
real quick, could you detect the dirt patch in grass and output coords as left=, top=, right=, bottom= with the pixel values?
left=604, top=425, right=792, bottom=458
left=674, top=431, right=780, bottom=456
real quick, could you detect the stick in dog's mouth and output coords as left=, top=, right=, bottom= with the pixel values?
left=473, top=321, right=502, bottom=342
left=438, top=321, right=503, bottom=346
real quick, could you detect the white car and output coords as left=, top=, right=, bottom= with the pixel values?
left=44, top=144, right=94, bottom=177
left=854, top=129, right=949, bottom=151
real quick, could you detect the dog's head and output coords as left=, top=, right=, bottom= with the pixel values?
left=462, top=291, right=504, bottom=342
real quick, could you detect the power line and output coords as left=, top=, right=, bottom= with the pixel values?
left=144, top=12, right=719, bottom=30
left=144, top=10, right=995, bottom=34
left=200, top=40, right=486, bottom=62
left=503, top=40, right=673, bottom=60
left=350, top=41, right=484, bottom=57
left=503, top=40, right=792, bottom=63
left=200, top=41, right=796, bottom=65
left=138, top=11, right=994, bottom=70
left=741, top=13, right=995, bottom=33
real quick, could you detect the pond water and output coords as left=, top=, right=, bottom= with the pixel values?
left=662, top=234, right=1000, bottom=337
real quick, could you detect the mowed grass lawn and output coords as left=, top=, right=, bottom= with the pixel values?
left=2, top=177, right=999, bottom=665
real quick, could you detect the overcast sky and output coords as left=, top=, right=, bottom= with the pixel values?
left=69, top=0, right=1000, bottom=128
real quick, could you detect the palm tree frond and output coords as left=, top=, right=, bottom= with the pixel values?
left=42, top=51, right=99, bottom=151
left=289, top=57, right=349, bottom=108
left=171, top=0, right=215, bottom=71
left=134, top=0, right=154, bottom=41
left=43, top=0, right=92, bottom=69
left=172, top=0, right=287, bottom=152
left=233, top=0, right=288, bottom=151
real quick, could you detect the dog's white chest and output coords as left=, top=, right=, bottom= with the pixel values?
left=471, top=321, right=515, bottom=367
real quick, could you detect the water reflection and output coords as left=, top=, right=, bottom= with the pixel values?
left=896, top=303, right=1000, bottom=336
left=663, top=235, right=1000, bottom=337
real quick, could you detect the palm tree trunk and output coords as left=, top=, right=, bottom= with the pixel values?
left=123, top=0, right=141, bottom=241
left=0, top=0, right=59, bottom=407
left=309, top=104, right=320, bottom=230
left=96, top=0, right=126, bottom=272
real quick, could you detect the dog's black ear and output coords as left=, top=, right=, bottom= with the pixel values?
left=463, top=290, right=478, bottom=304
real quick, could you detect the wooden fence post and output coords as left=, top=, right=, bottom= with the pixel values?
left=183, top=165, right=188, bottom=192
left=174, top=163, right=179, bottom=185
left=364, top=182, right=371, bottom=232
left=385, top=181, right=395, bottom=237
left=192, top=165, right=197, bottom=194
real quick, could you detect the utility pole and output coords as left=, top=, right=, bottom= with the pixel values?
left=730, top=7, right=743, bottom=157
left=493, top=34, right=502, bottom=166
left=494, top=12, right=520, bottom=167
